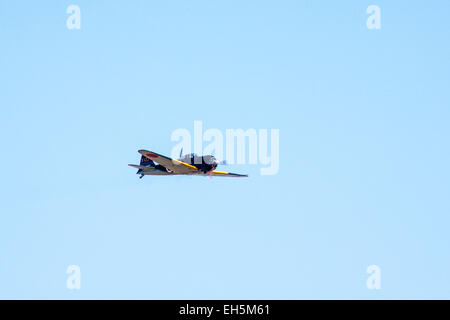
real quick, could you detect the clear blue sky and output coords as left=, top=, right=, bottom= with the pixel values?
left=1, top=0, right=449, bottom=299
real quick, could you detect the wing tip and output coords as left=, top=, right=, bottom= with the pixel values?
left=213, top=170, right=248, bottom=177
left=234, top=173, right=248, bottom=178
left=226, top=171, right=248, bottom=177
left=229, top=173, right=248, bottom=177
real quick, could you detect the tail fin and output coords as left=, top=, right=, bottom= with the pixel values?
left=140, top=155, right=155, bottom=166
left=135, top=155, right=155, bottom=175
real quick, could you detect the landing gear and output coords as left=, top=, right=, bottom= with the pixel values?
left=139, top=174, right=144, bottom=179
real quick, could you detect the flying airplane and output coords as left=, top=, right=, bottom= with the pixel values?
left=129, top=149, right=248, bottom=178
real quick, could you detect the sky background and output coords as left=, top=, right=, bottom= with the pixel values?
left=1, top=0, right=449, bottom=299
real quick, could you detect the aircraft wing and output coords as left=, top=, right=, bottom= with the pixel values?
left=138, top=150, right=198, bottom=174
left=210, top=170, right=248, bottom=177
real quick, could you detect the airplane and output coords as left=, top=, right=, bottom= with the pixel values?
left=128, top=149, right=248, bottom=178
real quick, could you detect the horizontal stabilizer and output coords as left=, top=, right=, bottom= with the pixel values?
left=128, top=164, right=154, bottom=170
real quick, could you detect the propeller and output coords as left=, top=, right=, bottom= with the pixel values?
left=179, top=148, right=183, bottom=158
